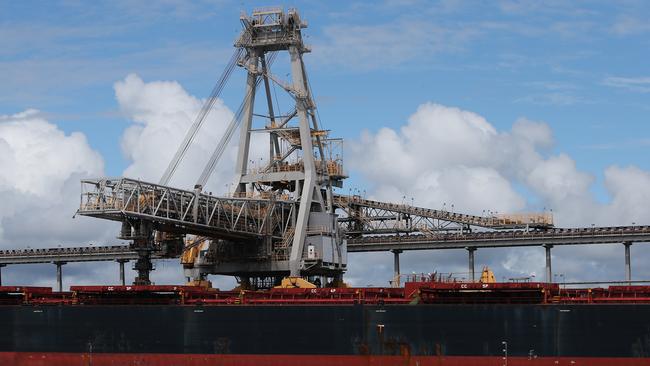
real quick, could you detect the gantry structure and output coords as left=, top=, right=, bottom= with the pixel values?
left=3, top=8, right=650, bottom=289
left=78, top=8, right=347, bottom=288
left=73, top=9, right=557, bottom=288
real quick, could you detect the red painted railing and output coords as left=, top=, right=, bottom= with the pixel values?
left=4, top=282, right=650, bottom=306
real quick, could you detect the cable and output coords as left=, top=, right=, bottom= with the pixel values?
left=195, top=52, right=278, bottom=188
left=159, top=48, right=243, bottom=186
left=302, top=60, right=325, bottom=132
left=272, top=69, right=282, bottom=117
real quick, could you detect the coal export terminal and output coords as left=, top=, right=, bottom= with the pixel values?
left=2, top=6, right=650, bottom=366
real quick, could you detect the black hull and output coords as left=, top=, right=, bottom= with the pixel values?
left=2, top=303, right=650, bottom=358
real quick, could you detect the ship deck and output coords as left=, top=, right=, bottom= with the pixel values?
left=4, top=280, right=650, bottom=306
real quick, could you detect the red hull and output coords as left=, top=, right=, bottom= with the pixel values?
left=2, top=352, right=650, bottom=366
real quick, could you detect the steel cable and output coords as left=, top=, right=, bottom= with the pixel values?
left=195, top=52, right=278, bottom=188
left=159, top=48, right=244, bottom=186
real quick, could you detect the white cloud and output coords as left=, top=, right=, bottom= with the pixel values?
left=348, top=102, right=534, bottom=214
left=347, top=101, right=650, bottom=282
left=115, top=73, right=239, bottom=192
left=526, top=154, right=593, bottom=201
left=500, top=248, right=545, bottom=279
left=602, top=166, right=650, bottom=226
left=349, top=102, right=639, bottom=225
left=603, top=76, right=650, bottom=93
left=0, top=109, right=102, bottom=196
left=0, top=109, right=116, bottom=249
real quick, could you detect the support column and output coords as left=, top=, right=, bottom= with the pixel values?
left=117, top=259, right=128, bottom=286
left=624, top=242, right=632, bottom=282
left=131, top=221, right=154, bottom=286
left=133, top=250, right=153, bottom=286
left=54, top=262, right=66, bottom=292
left=391, top=250, right=402, bottom=287
left=287, top=45, right=321, bottom=277
left=0, top=264, right=5, bottom=286
left=192, top=185, right=202, bottom=222
left=544, top=245, right=553, bottom=283
left=234, top=51, right=258, bottom=193
left=466, top=247, right=476, bottom=282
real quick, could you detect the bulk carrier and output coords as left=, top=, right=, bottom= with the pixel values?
left=3, top=7, right=650, bottom=366
left=3, top=278, right=650, bottom=365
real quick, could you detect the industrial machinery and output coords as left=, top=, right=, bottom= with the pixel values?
left=75, top=8, right=557, bottom=289
left=4, top=7, right=650, bottom=366
left=79, top=8, right=348, bottom=288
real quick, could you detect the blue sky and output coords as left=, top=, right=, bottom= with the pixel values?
left=2, top=0, right=649, bottom=192
left=2, top=0, right=650, bottom=287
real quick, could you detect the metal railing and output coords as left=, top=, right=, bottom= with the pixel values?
left=0, top=245, right=143, bottom=265
left=347, top=225, right=650, bottom=251
left=334, top=194, right=553, bottom=230
left=78, top=178, right=296, bottom=240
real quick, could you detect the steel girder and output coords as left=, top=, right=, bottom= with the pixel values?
left=78, top=178, right=296, bottom=241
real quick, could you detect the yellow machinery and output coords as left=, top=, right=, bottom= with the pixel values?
left=186, top=279, right=212, bottom=288
left=180, top=236, right=209, bottom=267
left=274, top=277, right=317, bottom=289
left=181, top=236, right=213, bottom=287
left=479, top=266, right=496, bottom=283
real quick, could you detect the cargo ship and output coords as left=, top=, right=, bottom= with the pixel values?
left=3, top=6, right=650, bottom=366
left=3, top=275, right=650, bottom=365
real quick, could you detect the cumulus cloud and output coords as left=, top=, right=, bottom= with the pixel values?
left=347, top=102, right=646, bottom=226
left=0, top=109, right=122, bottom=287
left=0, top=109, right=113, bottom=247
left=346, top=102, right=650, bottom=283
left=349, top=103, right=534, bottom=214
left=0, top=109, right=102, bottom=196
left=116, top=74, right=232, bottom=190
left=115, top=73, right=268, bottom=193
left=602, top=166, right=650, bottom=225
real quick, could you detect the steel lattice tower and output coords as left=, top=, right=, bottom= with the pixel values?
left=184, top=8, right=348, bottom=287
